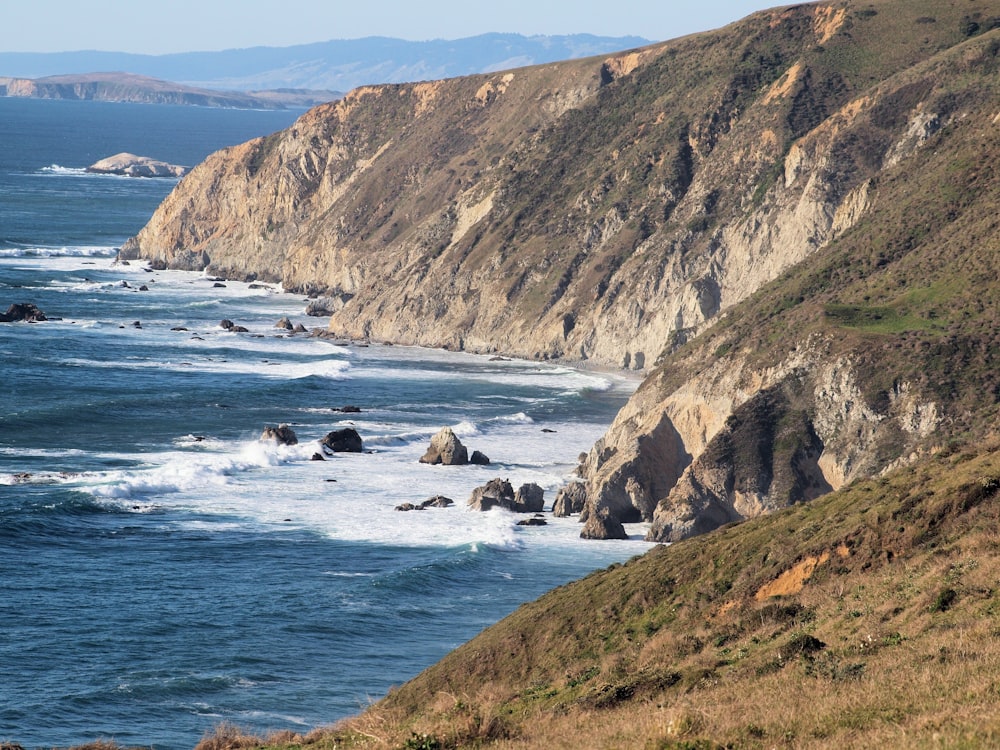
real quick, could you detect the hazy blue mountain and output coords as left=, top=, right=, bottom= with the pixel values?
left=0, top=34, right=652, bottom=92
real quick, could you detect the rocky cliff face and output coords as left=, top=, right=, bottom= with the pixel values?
left=121, top=0, right=1000, bottom=539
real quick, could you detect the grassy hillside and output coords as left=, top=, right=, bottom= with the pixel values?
left=196, top=438, right=1000, bottom=748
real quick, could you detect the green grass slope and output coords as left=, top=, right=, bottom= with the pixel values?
left=288, top=440, right=1000, bottom=749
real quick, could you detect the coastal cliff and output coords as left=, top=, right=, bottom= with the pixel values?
left=121, top=0, right=1000, bottom=539
left=0, top=72, right=338, bottom=109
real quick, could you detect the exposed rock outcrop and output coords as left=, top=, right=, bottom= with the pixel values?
left=86, top=153, right=190, bottom=178
left=580, top=509, right=628, bottom=541
left=468, top=479, right=547, bottom=513
left=1, top=303, right=47, bottom=322
left=260, top=424, right=298, bottom=445
left=552, top=482, right=587, bottom=517
left=419, top=427, right=469, bottom=465
left=513, top=483, right=545, bottom=513
left=468, top=478, right=515, bottom=512
left=321, top=428, right=363, bottom=453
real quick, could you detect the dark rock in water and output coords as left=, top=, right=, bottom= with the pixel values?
left=470, top=449, right=491, bottom=465
left=138, top=284, right=149, bottom=291
left=230, top=325, right=249, bottom=333
left=581, top=509, right=628, bottom=540
left=261, top=424, right=298, bottom=446
left=420, top=495, right=454, bottom=508
left=310, top=452, right=325, bottom=461
left=517, top=517, right=548, bottom=526
left=171, top=326, right=188, bottom=331
left=468, top=478, right=515, bottom=511
left=420, top=426, right=468, bottom=465
left=220, top=319, right=235, bottom=330
left=541, top=428, right=557, bottom=433
left=131, top=320, right=142, bottom=328
left=553, top=481, right=587, bottom=517
left=1, top=303, right=47, bottom=322
left=213, top=282, right=227, bottom=288
left=395, top=502, right=417, bottom=511
left=293, top=323, right=308, bottom=333
left=514, top=482, right=545, bottom=513
left=334, top=405, right=362, bottom=413
left=322, top=427, right=363, bottom=453
left=275, top=316, right=294, bottom=330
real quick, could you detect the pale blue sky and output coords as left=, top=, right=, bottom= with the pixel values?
left=3, top=1, right=785, bottom=54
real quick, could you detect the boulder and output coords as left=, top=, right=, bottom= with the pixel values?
left=321, top=427, right=363, bottom=453
left=514, top=482, right=545, bottom=513
left=468, top=478, right=515, bottom=511
left=334, top=405, right=362, bottom=413
left=517, top=517, right=548, bottom=526
left=420, top=495, right=455, bottom=508
left=470, top=449, right=491, bottom=465
left=86, top=152, right=190, bottom=178
left=580, top=509, right=629, bottom=540
left=552, top=482, right=587, bottom=517
left=305, top=293, right=354, bottom=317
left=395, top=503, right=421, bottom=512
left=275, top=316, right=294, bottom=330
left=397, top=496, right=455, bottom=511
left=219, top=319, right=235, bottom=330
left=1, top=303, right=47, bottom=322
left=261, top=424, right=298, bottom=446
left=420, top=427, right=469, bottom=465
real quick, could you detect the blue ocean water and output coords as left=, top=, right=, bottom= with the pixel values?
left=0, top=98, right=649, bottom=749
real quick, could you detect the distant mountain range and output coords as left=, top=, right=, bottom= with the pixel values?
left=0, top=34, right=651, bottom=94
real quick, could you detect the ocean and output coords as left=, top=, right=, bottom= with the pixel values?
left=0, top=97, right=650, bottom=749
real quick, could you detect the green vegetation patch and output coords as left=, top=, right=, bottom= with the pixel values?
left=822, top=303, right=937, bottom=333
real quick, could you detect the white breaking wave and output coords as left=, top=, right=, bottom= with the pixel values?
left=0, top=245, right=117, bottom=258
left=60, top=355, right=352, bottom=381
left=39, top=164, right=89, bottom=176
left=81, top=440, right=311, bottom=501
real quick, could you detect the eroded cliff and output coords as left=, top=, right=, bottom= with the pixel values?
left=121, top=0, right=1000, bottom=539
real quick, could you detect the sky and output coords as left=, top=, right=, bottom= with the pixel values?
left=2, top=1, right=785, bottom=54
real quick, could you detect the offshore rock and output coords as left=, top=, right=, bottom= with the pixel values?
left=513, top=483, right=545, bottom=513
left=1, top=303, right=47, bottom=322
left=580, top=509, right=628, bottom=541
left=321, top=427, right=363, bottom=453
left=468, top=478, right=515, bottom=512
left=552, top=482, right=587, bottom=517
left=261, top=424, right=298, bottom=445
left=419, top=427, right=469, bottom=465
left=470, top=449, right=491, bottom=465
left=86, top=152, right=190, bottom=178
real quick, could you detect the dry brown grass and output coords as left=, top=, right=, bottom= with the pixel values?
left=282, top=439, right=1000, bottom=749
